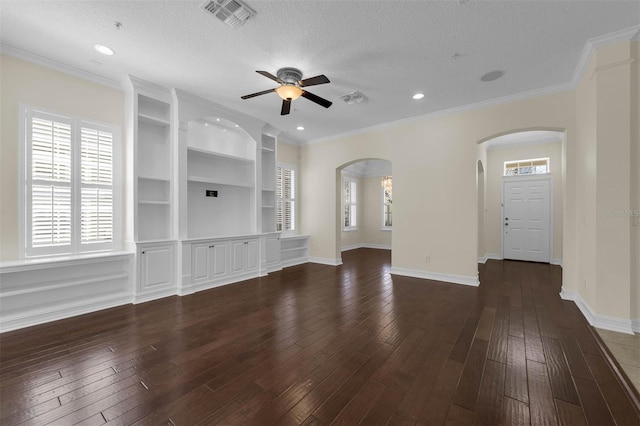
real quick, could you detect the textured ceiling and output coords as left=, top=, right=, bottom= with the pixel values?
left=1, top=1, right=639, bottom=144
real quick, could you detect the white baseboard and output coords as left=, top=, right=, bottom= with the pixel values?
left=477, top=255, right=488, bottom=264
left=560, top=287, right=635, bottom=334
left=309, top=257, right=343, bottom=266
left=0, top=294, right=131, bottom=333
left=133, top=287, right=177, bottom=304
left=632, top=319, right=640, bottom=334
left=478, top=253, right=502, bottom=264
left=341, top=243, right=391, bottom=252
left=551, top=258, right=563, bottom=267
left=389, top=267, right=479, bottom=287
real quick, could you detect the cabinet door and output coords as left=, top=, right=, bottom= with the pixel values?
left=140, top=244, right=174, bottom=291
left=246, top=239, right=259, bottom=271
left=231, top=241, right=245, bottom=274
left=210, top=243, right=227, bottom=279
left=265, top=236, right=281, bottom=265
left=191, top=243, right=210, bottom=284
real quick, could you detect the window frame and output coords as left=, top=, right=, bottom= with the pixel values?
left=19, top=105, right=121, bottom=259
left=343, top=175, right=358, bottom=231
left=276, top=162, right=296, bottom=235
left=381, top=176, right=392, bottom=231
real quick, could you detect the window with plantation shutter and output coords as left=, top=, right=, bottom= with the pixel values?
left=276, top=165, right=295, bottom=233
left=343, top=176, right=357, bottom=230
left=22, top=107, right=119, bottom=257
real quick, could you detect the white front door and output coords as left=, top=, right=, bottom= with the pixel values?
left=502, top=178, right=551, bottom=263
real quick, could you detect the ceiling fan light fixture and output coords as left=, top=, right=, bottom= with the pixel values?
left=275, top=84, right=303, bottom=101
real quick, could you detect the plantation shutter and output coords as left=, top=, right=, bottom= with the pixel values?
left=276, top=166, right=295, bottom=232
left=30, top=114, right=72, bottom=249
left=80, top=124, right=114, bottom=244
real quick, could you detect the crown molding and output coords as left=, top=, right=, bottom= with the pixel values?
left=1, top=43, right=121, bottom=90
left=305, top=24, right=640, bottom=147
left=303, top=81, right=572, bottom=146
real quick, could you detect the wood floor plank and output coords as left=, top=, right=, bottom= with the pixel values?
left=555, top=399, right=587, bottom=426
left=573, top=376, right=616, bottom=425
left=474, top=359, right=506, bottom=426
left=1, top=251, right=636, bottom=426
left=527, top=359, right=559, bottom=426
left=541, top=336, right=580, bottom=405
left=501, top=396, right=530, bottom=426
left=452, top=338, right=489, bottom=411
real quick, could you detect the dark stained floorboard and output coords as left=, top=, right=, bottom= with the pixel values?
left=1, top=250, right=638, bottom=425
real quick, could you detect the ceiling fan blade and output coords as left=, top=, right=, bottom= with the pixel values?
left=256, top=70, right=282, bottom=83
left=281, top=98, right=292, bottom=115
left=301, top=90, right=332, bottom=108
left=299, top=74, right=330, bottom=87
left=241, top=88, right=275, bottom=99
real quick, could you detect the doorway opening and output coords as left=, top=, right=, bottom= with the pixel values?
left=335, top=159, right=393, bottom=263
left=477, top=130, right=564, bottom=265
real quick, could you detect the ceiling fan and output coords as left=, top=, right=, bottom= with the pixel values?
left=241, top=67, right=332, bottom=115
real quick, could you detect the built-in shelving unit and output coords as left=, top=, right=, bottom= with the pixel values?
left=185, top=119, right=256, bottom=239
left=135, top=92, right=173, bottom=243
left=261, top=134, right=277, bottom=233
left=280, top=235, right=309, bottom=267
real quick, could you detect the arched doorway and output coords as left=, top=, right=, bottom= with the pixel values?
left=335, top=158, right=393, bottom=264
left=476, top=130, right=565, bottom=266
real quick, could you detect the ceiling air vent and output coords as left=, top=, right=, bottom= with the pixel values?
left=201, top=0, right=256, bottom=28
left=340, top=91, right=368, bottom=105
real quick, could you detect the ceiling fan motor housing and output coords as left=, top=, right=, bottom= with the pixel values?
left=277, top=67, right=303, bottom=85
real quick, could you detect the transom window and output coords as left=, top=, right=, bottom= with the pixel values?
left=504, top=158, right=549, bottom=176
left=22, top=106, right=119, bottom=257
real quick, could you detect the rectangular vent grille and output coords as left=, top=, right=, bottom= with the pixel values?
left=202, top=0, right=256, bottom=28
left=340, top=91, right=368, bottom=105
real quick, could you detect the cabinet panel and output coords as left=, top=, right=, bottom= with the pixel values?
left=191, top=243, right=209, bottom=284
left=211, top=243, right=227, bottom=278
left=246, top=240, right=259, bottom=271
left=266, top=236, right=281, bottom=265
left=140, top=245, right=174, bottom=290
left=232, top=241, right=245, bottom=274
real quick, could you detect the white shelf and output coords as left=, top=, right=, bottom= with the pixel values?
left=138, top=175, right=170, bottom=182
left=281, top=247, right=308, bottom=254
left=187, top=175, right=254, bottom=188
left=261, top=147, right=275, bottom=152
left=187, top=146, right=253, bottom=163
left=139, top=200, right=170, bottom=205
left=138, top=113, right=170, bottom=127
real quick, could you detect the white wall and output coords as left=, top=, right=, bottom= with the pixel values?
left=0, top=55, right=125, bottom=260
left=484, top=142, right=563, bottom=262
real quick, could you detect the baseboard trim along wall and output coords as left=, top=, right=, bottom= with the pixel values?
left=477, top=253, right=563, bottom=268
left=389, top=267, right=480, bottom=287
left=560, top=288, right=637, bottom=334
left=309, top=257, right=343, bottom=266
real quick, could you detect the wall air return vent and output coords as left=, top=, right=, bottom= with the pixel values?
left=201, top=0, right=256, bottom=28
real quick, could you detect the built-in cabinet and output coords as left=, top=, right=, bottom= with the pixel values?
left=125, top=77, right=306, bottom=303
left=125, top=77, right=177, bottom=303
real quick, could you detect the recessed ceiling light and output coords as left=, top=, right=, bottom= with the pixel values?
left=234, top=124, right=239, bottom=128
left=412, top=93, right=425, bottom=100
left=481, top=70, right=505, bottom=82
left=296, top=126, right=304, bottom=131
left=216, top=118, right=220, bottom=122
left=94, top=44, right=114, bottom=56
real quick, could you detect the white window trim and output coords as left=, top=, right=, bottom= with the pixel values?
left=381, top=180, right=392, bottom=231
left=19, top=104, right=121, bottom=259
left=343, top=175, right=358, bottom=231
left=276, top=162, right=296, bottom=236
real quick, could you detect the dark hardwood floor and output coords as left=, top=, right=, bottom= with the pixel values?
left=1, top=249, right=639, bottom=425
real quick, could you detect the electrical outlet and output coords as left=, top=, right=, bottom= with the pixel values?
left=425, top=255, right=431, bottom=263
